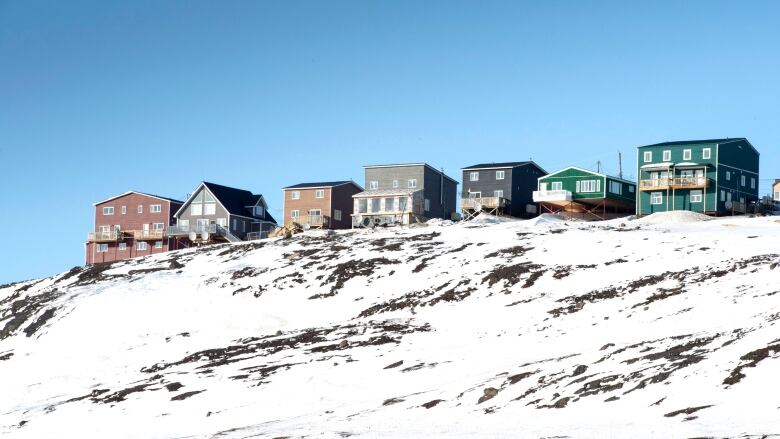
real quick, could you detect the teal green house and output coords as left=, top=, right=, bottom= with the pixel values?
left=533, top=166, right=636, bottom=220
left=637, top=138, right=759, bottom=216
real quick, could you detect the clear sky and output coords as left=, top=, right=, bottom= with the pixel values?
left=1, top=0, right=779, bottom=283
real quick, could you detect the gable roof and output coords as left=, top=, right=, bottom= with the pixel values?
left=174, top=182, right=275, bottom=223
left=540, top=166, right=636, bottom=186
left=638, top=138, right=758, bottom=157
left=363, top=163, right=459, bottom=184
left=282, top=181, right=363, bottom=190
left=93, top=190, right=183, bottom=206
left=462, top=161, right=547, bottom=173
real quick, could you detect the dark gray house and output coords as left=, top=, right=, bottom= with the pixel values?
left=461, top=161, right=547, bottom=219
left=352, top=163, right=458, bottom=227
left=168, top=181, right=277, bottom=245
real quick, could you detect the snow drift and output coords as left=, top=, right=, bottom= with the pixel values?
left=1, top=215, right=780, bottom=438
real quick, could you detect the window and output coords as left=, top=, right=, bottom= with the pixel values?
left=726, top=171, right=731, bottom=181
left=408, top=179, right=417, bottom=189
left=494, top=190, right=504, bottom=198
left=334, top=209, right=342, bottom=221
left=121, top=206, right=126, bottom=215
left=102, top=207, right=114, bottom=215
left=154, top=241, right=163, bottom=249
left=578, top=180, right=599, bottom=193
left=204, top=203, right=216, bottom=215
left=651, top=192, right=663, bottom=205
left=495, top=170, right=505, bottom=180
left=371, top=198, right=381, bottom=212
left=629, top=186, right=635, bottom=193
left=399, top=197, right=408, bottom=211
left=136, top=242, right=148, bottom=251
left=291, top=191, right=300, bottom=200
left=609, top=181, right=622, bottom=195
left=424, top=199, right=431, bottom=212
left=309, top=209, right=321, bottom=217
left=392, top=180, right=399, bottom=189
left=191, top=203, right=203, bottom=215
left=683, top=149, right=692, bottom=160
left=741, top=175, right=746, bottom=187
left=254, top=206, right=264, bottom=217
left=315, top=190, right=325, bottom=199
left=643, top=151, right=652, bottom=163
left=774, top=191, right=780, bottom=201
left=720, top=190, right=726, bottom=202
left=291, top=209, right=300, bottom=218
left=118, top=243, right=127, bottom=251
left=551, top=181, right=563, bottom=191
left=751, top=177, right=756, bottom=189
left=178, top=219, right=189, bottom=229
left=152, top=223, right=164, bottom=231
left=216, top=218, right=227, bottom=227
left=468, top=191, right=481, bottom=198
left=242, top=221, right=246, bottom=233
left=369, top=181, right=379, bottom=190
left=469, top=172, right=479, bottom=182
left=137, top=205, right=143, bottom=214
left=663, top=150, right=671, bottom=162
left=150, top=204, right=162, bottom=213
left=703, top=148, right=711, bottom=159
left=232, top=218, right=238, bottom=230
left=204, top=192, right=214, bottom=202
left=358, top=199, right=367, bottom=213
left=97, top=243, right=109, bottom=253
left=384, top=197, right=394, bottom=211
left=691, top=190, right=703, bottom=203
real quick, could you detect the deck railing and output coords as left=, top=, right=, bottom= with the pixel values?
left=639, top=177, right=711, bottom=191
left=167, top=224, right=219, bottom=236
left=291, top=215, right=330, bottom=228
left=87, top=230, right=122, bottom=242
left=461, top=197, right=508, bottom=210
left=130, top=229, right=166, bottom=240
left=532, top=190, right=573, bottom=202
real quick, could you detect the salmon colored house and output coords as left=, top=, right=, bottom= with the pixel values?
left=282, top=181, right=363, bottom=229
left=86, top=191, right=183, bottom=265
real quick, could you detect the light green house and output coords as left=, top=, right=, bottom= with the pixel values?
left=532, top=166, right=636, bottom=220
left=637, top=138, right=759, bottom=216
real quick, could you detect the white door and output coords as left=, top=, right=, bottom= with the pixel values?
left=539, top=183, right=548, bottom=191
left=196, top=219, right=208, bottom=232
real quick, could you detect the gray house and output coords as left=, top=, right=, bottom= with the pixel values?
left=169, top=181, right=277, bottom=245
left=352, top=163, right=458, bottom=227
left=461, top=161, right=547, bottom=219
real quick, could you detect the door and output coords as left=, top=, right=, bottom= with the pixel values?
left=694, top=169, right=705, bottom=185
left=196, top=219, right=208, bottom=232
left=142, top=223, right=149, bottom=238
left=539, top=182, right=548, bottom=192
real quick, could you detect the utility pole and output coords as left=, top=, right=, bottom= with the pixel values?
left=618, top=151, right=623, bottom=179
left=597, top=160, right=601, bottom=173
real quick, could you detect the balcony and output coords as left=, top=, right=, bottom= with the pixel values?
left=532, top=190, right=573, bottom=203
left=291, top=215, right=330, bottom=229
left=639, top=179, right=670, bottom=191
left=130, top=229, right=166, bottom=240
left=639, top=178, right=710, bottom=191
left=461, top=197, right=508, bottom=210
left=167, top=224, right=219, bottom=236
left=87, top=230, right=123, bottom=242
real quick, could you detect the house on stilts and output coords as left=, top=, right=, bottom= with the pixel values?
left=460, top=161, right=547, bottom=220
left=533, top=166, right=636, bottom=220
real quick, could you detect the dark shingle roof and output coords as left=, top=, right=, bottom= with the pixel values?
left=638, top=138, right=746, bottom=148
left=135, top=191, right=184, bottom=204
left=462, top=161, right=534, bottom=170
left=202, top=182, right=272, bottom=221
left=283, top=181, right=356, bottom=190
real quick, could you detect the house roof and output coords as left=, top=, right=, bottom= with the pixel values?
left=363, top=163, right=459, bottom=184
left=282, top=181, right=362, bottom=190
left=93, top=191, right=183, bottom=206
left=462, top=161, right=547, bottom=174
left=638, top=138, right=745, bottom=148
left=540, top=166, right=636, bottom=186
left=175, top=181, right=276, bottom=224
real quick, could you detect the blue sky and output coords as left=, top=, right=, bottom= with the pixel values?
left=1, top=0, right=779, bottom=283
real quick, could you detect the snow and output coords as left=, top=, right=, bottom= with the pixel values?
left=634, top=210, right=711, bottom=224
left=1, top=216, right=780, bottom=438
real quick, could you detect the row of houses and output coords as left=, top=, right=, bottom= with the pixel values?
left=86, top=138, right=768, bottom=264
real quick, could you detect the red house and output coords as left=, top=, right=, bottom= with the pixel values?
left=86, top=191, right=183, bottom=265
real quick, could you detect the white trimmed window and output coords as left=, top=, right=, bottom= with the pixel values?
left=494, top=190, right=504, bottom=198
left=254, top=206, right=264, bottom=217
left=97, top=243, right=109, bottom=253
left=643, top=151, right=652, bottom=163
left=191, top=203, right=202, bottom=215
left=468, top=191, right=481, bottom=198
left=150, top=204, right=162, bottom=213
left=551, top=181, right=563, bottom=191
left=315, top=190, right=325, bottom=199
left=683, top=149, right=692, bottom=160
left=102, top=207, right=114, bottom=215
left=154, top=241, right=163, bottom=249
left=291, top=209, right=300, bottom=218
left=578, top=180, right=599, bottom=193
left=369, top=181, right=379, bottom=190
left=741, top=175, right=746, bottom=187
left=204, top=203, right=216, bottom=215
left=121, top=206, right=126, bottom=214
left=774, top=191, right=780, bottom=201
left=495, top=170, right=505, bottom=180
left=178, top=219, right=189, bottom=229
left=424, top=199, right=430, bottom=212
left=118, top=243, right=127, bottom=251
left=751, top=177, right=756, bottom=189
left=609, top=181, right=622, bottom=195
left=217, top=218, right=227, bottom=227
left=291, top=191, right=300, bottom=200
left=663, top=150, right=671, bottom=162
left=137, top=205, right=143, bottom=213
left=408, top=179, right=417, bottom=189
left=702, top=148, right=711, bottom=159
left=691, top=190, right=703, bottom=203
left=136, top=242, right=148, bottom=251
left=153, top=223, right=164, bottom=231
left=651, top=192, right=663, bottom=205
left=334, top=209, right=342, bottom=221
left=469, top=172, right=479, bottom=181
left=725, top=171, right=731, bottom=181
left=392, top=180, right=399, bottom=188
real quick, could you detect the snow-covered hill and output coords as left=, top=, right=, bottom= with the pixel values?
left=2, top=214, right=780, bottom=438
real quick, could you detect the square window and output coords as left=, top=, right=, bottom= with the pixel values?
left=153, top=223, right=164, bottom=231
left=392, top=180, right=399, bottom=188
left=551, top=181, right=563, bottom=191
left=369, top=181, right=379, bottom=190
left=494, top=190, right=504, bottom=198
left=291, top=191, right=300, bottom=200
left=703, top=148, right=711, bottom=159
left=643, top=151, right=652, bottom=163
left=204, top=203, right=216, bottom=215
left=629, top=186, right=635, bottom=193
left=683, top=149, right=692, bottom=160
left=291, top=209, right=300, bottom=218
left=691, top=190, right=703, bottom=203
left=315, top=190, right=325, bottom=198
left=254, top=206, right=264, bottom=217
left=97, top=243, right=109, bottom=252
left=118, top=243, right=127, bottom=251
left=154, top=241, right=163, bottom=249
left=136, top=242, right=148, bottom=251
left=651, top=192, right=663, bottom=205
left=495, top=170, right=505, bottom=180
left=102, top=207, right=114, bottom=215
left=469, top=172, right=479, bottom=182
left=191, top=203, right=202, bottom=215
left=408, top=179, right=417, bottom=189
left=663, top=150, right=671, bottom=161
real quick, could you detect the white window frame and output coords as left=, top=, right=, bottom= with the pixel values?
left=468, top=191, right=481, bottom=198
left=96, top=243, right=109, bottom=253
left=651, top=192, right=663, bottom=205
left=121, top=206, right=126, bottom=215
left=309, top=208, right=322, bottom=217
left=774, top=191, right=780, bottom=201
left=643, top=151, right=652, bottom=163
left=609, top=181, right=622, bottom=195
left=369, top=181, right=379, bottom=190
left=702, top=148, right=711, bottom=159
left=690, top=190, right=703, bottom=203
left=662, top=150, right=671, bottom=162
left=291, top=191, right=300, bottom=200
left=392, top=180, right=399, bottom=189
left=191, top=203, right=202, bottom=215
left=551, top=181, right=563, bottom=191
left=683, top=149, right=692, bottom=160
left=137, top=205, right=143, bottom=214
left=150, top=204, right=162, bottom=213
left=154, top=241, right=163, bottom=249
left=314, top=190, right=325, bottom=199
left=136, top=241, right=148, bottom=251
left=153, top=222, right=164, bottom=231
left=493, top=190, right=504, bottom=198
left=495, top=170, right=505, bottom=180
left=291, top=209, right=300, bottom=218
left=118, top=243, right=127, bottom=251
left=254, top=206, right=264, bottom=217
left=408, top=179, right=417, bottom=189
left=217, top=218, right=227, bottom=227
left=204, top=203, right=216, bottom=215
left=334, top=209, right=342, bottom=221
left=424, top=198, right=430, bottom=212
left=102, top=207, right=114, bottom=215
left=469, top=172, right=479, bottom=182
left=579, top=180, right=598, bottom=193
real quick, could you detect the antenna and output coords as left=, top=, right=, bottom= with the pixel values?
left=597, top=160, right=602, bottom=173
left=618, top=151, right=623, bottom=179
